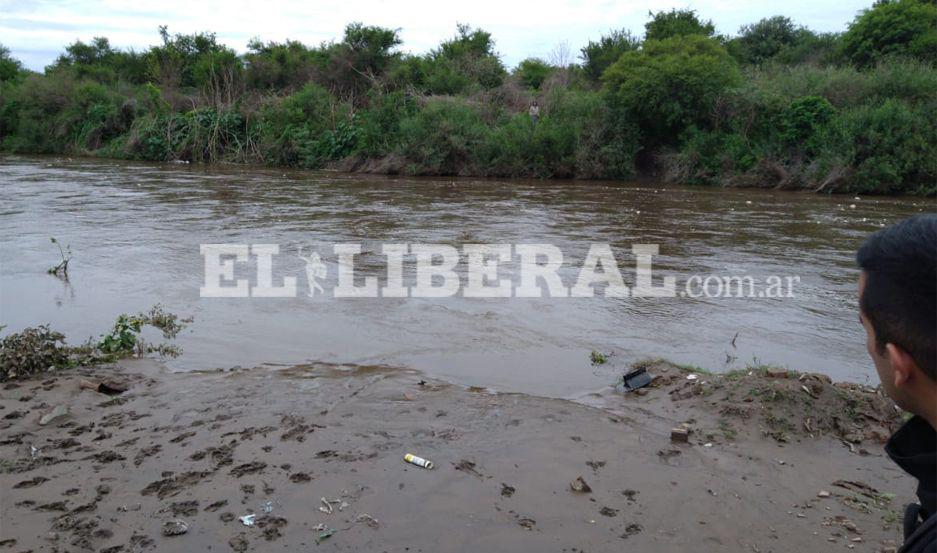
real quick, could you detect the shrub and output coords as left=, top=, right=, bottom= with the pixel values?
left=820, top=99, right=937, bottom=194
left=354, top=91, right=417, bottom=157
left=245, top=39, right=327, bottom=91
left=841, top=0, right=937, bottom=67
left=579, top=29, right=640, bottom=82
left=729, top=16, right=800, bottom=65
left=396, top=98, right=489, bottom=174
left=779, top=95, right=836, bottom=157
left=396, top=24, right=506, bottom=95
left=603, top=35, right=741, bottom=146
left=258, top=84, right=353, bottom=167
left=0, top=44, right=24, bottom=83
left=645, top=9, right=716, bottom=41
left=515, top=58, right=553, bottom=90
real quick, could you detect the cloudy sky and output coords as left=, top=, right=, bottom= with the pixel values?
left=2, top=0, right=871, bottom=71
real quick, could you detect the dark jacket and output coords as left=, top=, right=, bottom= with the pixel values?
left=886, top=416, right=936, bottom=553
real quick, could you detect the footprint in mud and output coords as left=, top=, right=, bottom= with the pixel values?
left=49, top=437, right=80, bottom=449
left=141, top=471, right=211, bottom=499
left=229, top=462, right=266, bottom=477
left=189, top=441, right=237, bottom=467
left=453, top=459, right=484, bottom=478
left=169, top=431, right=196, bottom=444
left=13, top=476, right=49, bottom=489
left=167, top=500, right=199, bottom=516
left=0, top=431, right=27, bottom=445
left=84, top=450, right=125, bottom=464
left=69, top=423, right=95, bottom=436
left=257, top=516, right=288, bottom=541
left=586, top=460, right=607, bottom=472
left=289, top=472, right=312, bottom=483
left=500, top=483, right=515, bottom=497
left=205, top=500, right=228, bottom=512
left=134, top=444, right=161, bottom=466
left=70, top=501, right=98, bottom=514
left=228, top=533, right=248, bottom=552
left=34, top=501, right=68, bottom=512
left=115, top=437, right=139, bottom=448
left=621, top=523, right=643, bottom=539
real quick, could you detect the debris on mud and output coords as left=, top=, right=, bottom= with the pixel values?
left=239, top=514, right=256, bottom=526
left=623, top=359, right=904, bottom=446
left=39, top=404, right=69, bottom=426
left=622, top=366, right=652, bottom=391
left=161, top=519, right=188, bottom=536
left=570, top=476, right=592, bottom=493
left=79, top=378, right=128, bottom=395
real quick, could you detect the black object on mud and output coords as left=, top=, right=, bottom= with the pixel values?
left=622, top=367, right=652, bottom=391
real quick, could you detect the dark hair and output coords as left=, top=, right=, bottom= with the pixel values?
left=857, top=214, right=937, bottom=380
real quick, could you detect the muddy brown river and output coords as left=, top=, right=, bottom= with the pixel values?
left=0, top=156, right=931, bottom=397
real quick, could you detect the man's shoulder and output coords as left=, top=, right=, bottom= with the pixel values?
left=900, top=512, right=936, bottom=553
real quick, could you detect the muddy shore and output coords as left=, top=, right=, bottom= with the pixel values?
left=0, top=359, right=914, bottom=552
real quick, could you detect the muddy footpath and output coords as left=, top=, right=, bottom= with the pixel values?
left=0, top=359, right=916, bottom=552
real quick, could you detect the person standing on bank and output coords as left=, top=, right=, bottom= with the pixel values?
left=529, top=100, right=540, bottom=124
left=857, top=214, right=936, bottom=553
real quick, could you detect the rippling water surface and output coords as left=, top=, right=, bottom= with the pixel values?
left=0, top=156, right=930, bottom=397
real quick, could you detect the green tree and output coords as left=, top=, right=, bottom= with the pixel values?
left=0, top=45, right=24, bottom=83
left=147, top=27, right=234, bottom=89
left=48, top=37, right=148, bottom=84
left=770, top=30, right=840, bottom=66
left=645, top=9, right=716, bottom=41
left=603, top=35, right=741, bottom=146
left=244, top=39, right=327, bottom=91
left=393, top=24, right=506, bottom=94
left=730, top=16, right=800, bottom=65
left=579, top=29, right=640, bottom=82
left=515, top=58, right=553, bottom=89
left=841, top=0, right=937, bottom=67
left=340, top=22, right=402, bottom=76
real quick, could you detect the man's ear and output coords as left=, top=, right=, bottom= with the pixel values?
left=886, top=343, right=918, bottom=388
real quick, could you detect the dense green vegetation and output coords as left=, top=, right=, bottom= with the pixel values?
left=1, top=1, right=935, bottom=194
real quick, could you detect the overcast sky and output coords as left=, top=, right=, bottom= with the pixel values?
left=2, top=0, right=871, bottom=71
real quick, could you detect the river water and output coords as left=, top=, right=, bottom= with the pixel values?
left=0, top=156, right=931, bottom=397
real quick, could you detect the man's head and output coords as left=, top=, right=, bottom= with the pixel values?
left=857, top=214, right=937, bottom=418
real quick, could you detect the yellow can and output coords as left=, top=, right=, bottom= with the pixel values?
left=404, top=453, right=434, bottom=469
